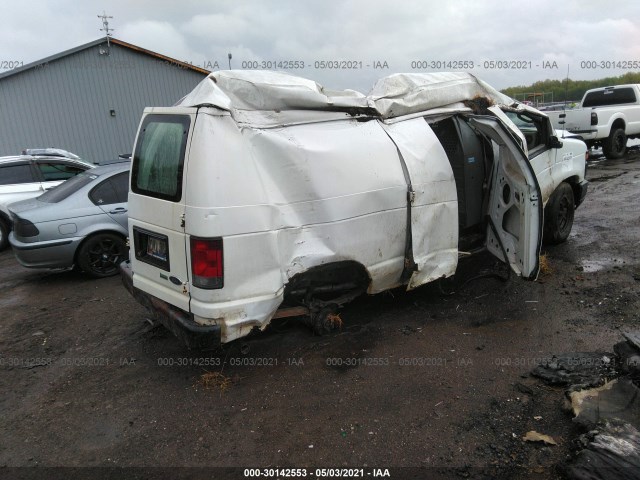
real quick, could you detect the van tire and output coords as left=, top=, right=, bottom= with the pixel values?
left=77, top=233, right=127, bottom=278
left=602, top=128, right=627, bottom=159
left=544, top=182, right=575, bottom=245
left=308, top=304, right=342, bottom=335
left=0, top=219, right=9, bottom=251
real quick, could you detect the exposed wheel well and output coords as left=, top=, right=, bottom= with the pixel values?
left=562, top=176, right=583, bottom=206
left=283, top=260, right=371, bottom=308
left=611, top=118, right=626, bottom=133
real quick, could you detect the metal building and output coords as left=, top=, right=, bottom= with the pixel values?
left=0, top=37, right=209, bottom=162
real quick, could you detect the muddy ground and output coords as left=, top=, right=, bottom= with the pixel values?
left=1, top=150, right=639, bottom=480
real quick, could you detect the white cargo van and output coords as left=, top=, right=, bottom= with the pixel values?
left=121, top=71, right=586, bottom=348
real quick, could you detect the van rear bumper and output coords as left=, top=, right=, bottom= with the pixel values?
left=120, top=260, right=221, bottom=349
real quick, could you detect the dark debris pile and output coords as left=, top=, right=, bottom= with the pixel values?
left=531, top=332, right=640, bottom=480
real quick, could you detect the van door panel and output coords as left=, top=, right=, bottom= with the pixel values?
left=468, top=116, right=542, bottom=279
left=380, top=119, right=459, bottom=289
left=129, top=108, right=197, bottom=311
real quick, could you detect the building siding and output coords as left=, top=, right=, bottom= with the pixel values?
left=0, top=40, right=207, bottom=162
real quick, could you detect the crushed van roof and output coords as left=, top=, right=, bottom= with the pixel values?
left=176, top=70, right=514, bottom=119
left=176, top=70, right=369, bottom=112
left=368, top=72, right=513, bottom=118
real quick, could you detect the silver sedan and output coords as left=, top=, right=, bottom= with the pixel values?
left=8, top=163, right=129, bottom=278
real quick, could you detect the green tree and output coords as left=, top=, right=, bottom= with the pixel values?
left=501, top=72, right=640, bottom=103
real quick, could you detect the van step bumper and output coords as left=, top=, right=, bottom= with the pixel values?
left=119, top=260, right=221, bottom=349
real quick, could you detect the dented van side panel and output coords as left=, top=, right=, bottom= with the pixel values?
left=181, top=111, right=425, bottom=342
left=379, top=119, right=459, bottom=290
left=127, top=106, right=543, bottom=344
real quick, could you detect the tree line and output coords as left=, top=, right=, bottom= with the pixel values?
left=501, top=72, right=640, bottom=103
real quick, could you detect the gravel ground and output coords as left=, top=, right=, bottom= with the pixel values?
left=1, top=150, right=639, bottom=480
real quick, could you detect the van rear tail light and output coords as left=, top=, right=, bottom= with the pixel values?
left=590, top=111, right=598, bottom=126
left=190, top=237, right=223, bottom=289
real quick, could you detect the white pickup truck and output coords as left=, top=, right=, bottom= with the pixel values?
left=546, top=84, right=640, bottom=158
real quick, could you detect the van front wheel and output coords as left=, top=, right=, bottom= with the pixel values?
left=306, top=304, right=342, bottom=335
left=544, top=182, right=575, bottom=245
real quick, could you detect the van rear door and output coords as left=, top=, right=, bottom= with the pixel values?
left=468, top=116, right=543, bottom=279
left=129, top=107, right=196, bottom=311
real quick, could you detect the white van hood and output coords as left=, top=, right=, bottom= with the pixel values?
left=176, top=71, right=515, bottom=120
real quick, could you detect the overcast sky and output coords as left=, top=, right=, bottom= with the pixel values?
left=2, top=0, right=639, bottom=93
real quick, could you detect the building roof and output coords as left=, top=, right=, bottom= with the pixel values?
left=0, top=37, right=210, bottom=80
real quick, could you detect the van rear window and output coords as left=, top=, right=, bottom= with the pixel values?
left=582, top=88, right=637, bottom=107
left=131, top=114, right=190, bottom=202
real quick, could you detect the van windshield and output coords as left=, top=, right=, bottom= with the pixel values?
left=131, top=114, right=190, bottom=202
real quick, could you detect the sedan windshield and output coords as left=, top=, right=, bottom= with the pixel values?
left=38, top=172, right=99, bottom=203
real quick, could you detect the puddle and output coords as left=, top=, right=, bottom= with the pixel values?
left=0, top=291, right=26, bottom=308
left=589, top=172, right=626, bottom=182
left=587, top=139, right=639, bottom=165
left=580, top=258, right=625, bottom=273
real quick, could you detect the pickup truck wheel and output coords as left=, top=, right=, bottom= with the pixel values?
left=544, top=182, right=575, bottom=245
left=0, top=219, right=9, bottom=251
left=603, top=128, right=627, bottom=159
left=77, top=233, right=127, bottom=278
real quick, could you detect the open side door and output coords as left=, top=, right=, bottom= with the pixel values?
left=468, top=116, right=543, bottom=279
left=488, top=106, right=527, bottom=154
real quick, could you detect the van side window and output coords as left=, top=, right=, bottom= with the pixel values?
left=131, top=114, right=190, bottom=202
left=505, top=111, right=548, bottom=155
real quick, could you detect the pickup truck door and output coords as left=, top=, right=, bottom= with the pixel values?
left=468, top=116, right=543, bottom=279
